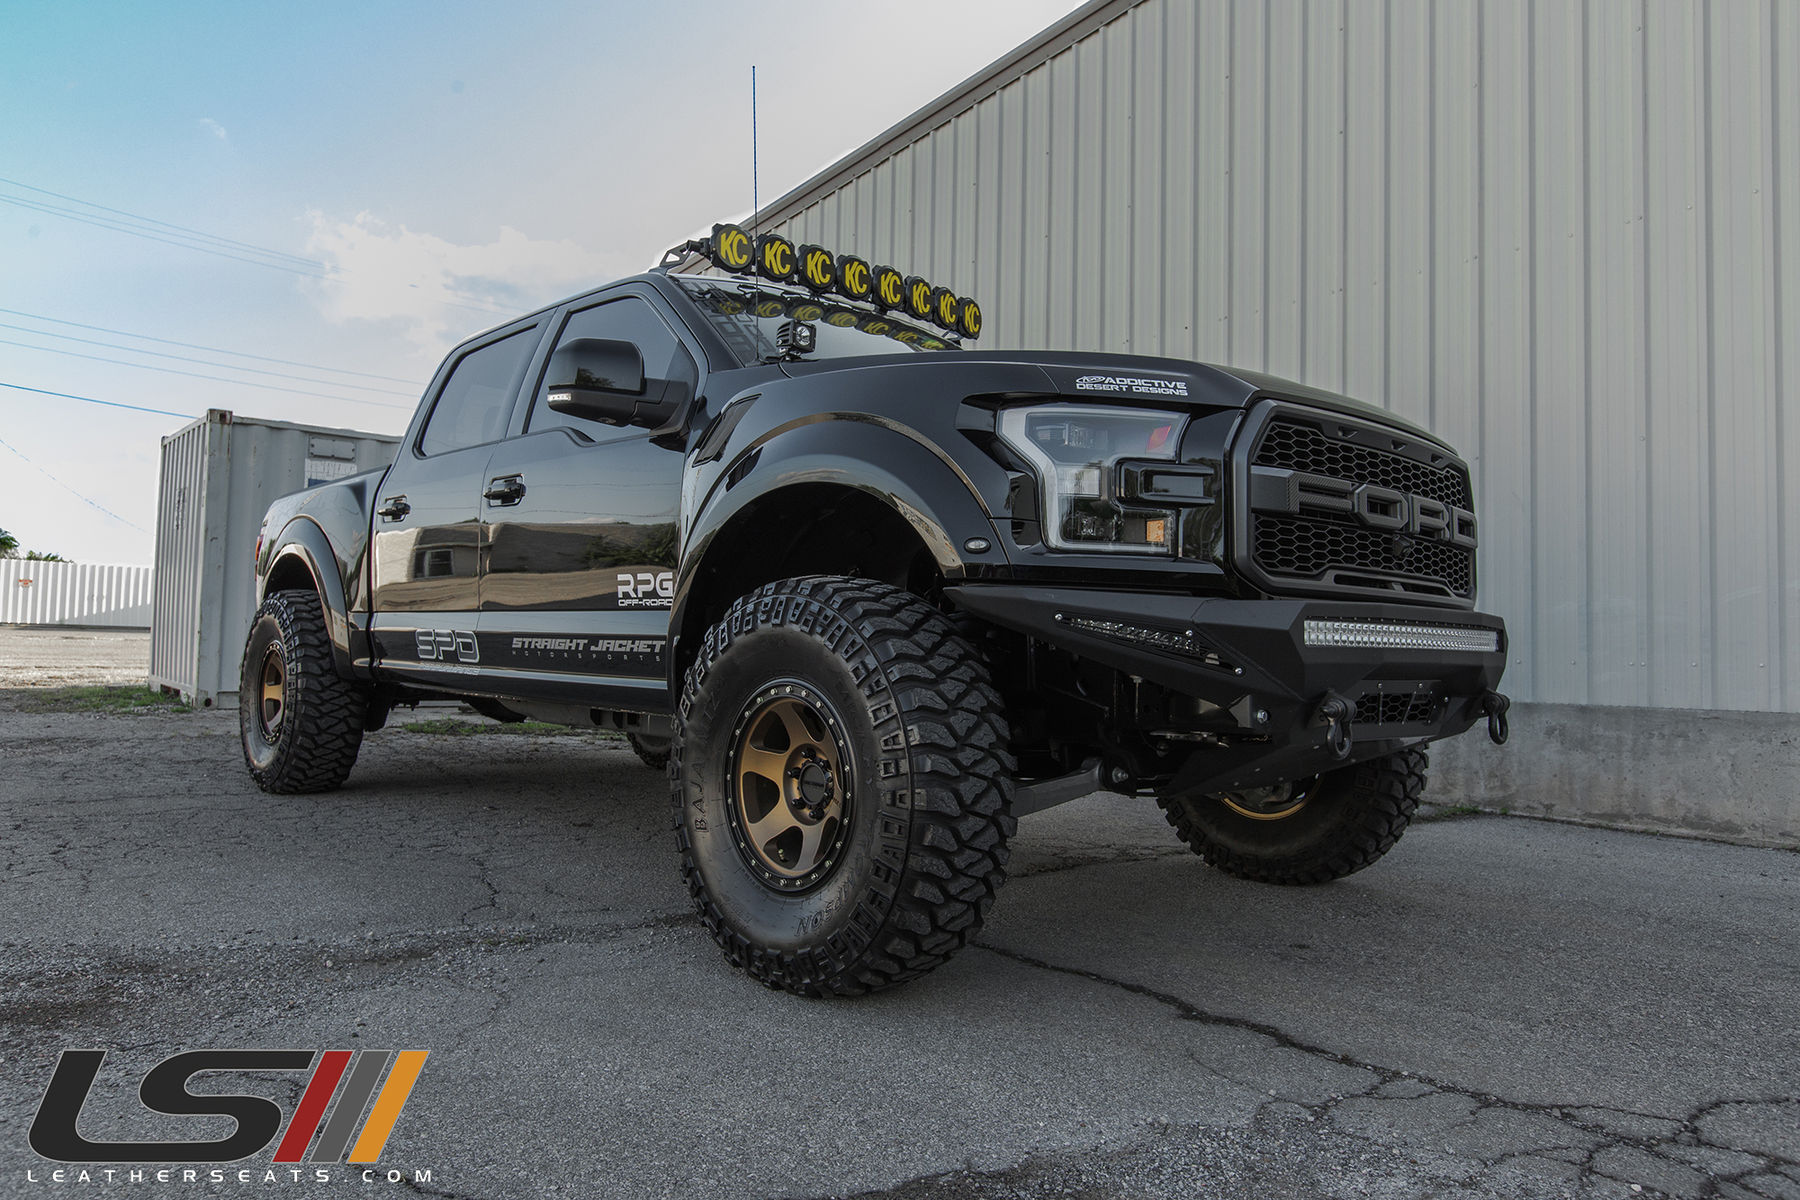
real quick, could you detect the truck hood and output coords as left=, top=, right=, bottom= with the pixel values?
left=775, top=350, right=1449, bottom=449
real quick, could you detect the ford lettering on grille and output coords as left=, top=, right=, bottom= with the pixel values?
left=1238, top=409, right=1478, bottom=603
left=1248, top=469, right=1478, bottom=548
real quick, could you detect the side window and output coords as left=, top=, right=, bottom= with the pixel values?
left=419, top=328, right=537, bottom=456
left=527, top=297, right=697, bottom=440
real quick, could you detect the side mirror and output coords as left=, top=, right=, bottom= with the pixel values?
left=546, top=338, right=646, bottom=426
left=545, top=337, right=692, bottom=436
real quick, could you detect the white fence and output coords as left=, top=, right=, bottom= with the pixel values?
left=0, top=560, right=153, bottom=628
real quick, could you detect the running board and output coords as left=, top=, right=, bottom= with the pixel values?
left=1013, top=758, right=1103, bottom=818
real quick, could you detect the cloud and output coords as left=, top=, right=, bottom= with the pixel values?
left=198, top=117, right=228, bottom=142
left=302, top=212, right=623, bottom=351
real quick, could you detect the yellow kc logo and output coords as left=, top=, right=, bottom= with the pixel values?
left=717, top=228, right=750, bottom=269
left=961, top=300, right=982, bottom=337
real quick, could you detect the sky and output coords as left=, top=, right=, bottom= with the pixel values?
left=0, top=0, right=1085, bottom=565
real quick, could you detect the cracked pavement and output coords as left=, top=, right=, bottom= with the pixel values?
left=1, top=693, right=1796, bottom=1199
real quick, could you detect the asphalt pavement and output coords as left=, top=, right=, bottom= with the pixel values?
left=1, top=693, right=1795, bottom=1199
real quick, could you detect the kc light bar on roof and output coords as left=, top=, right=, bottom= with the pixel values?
left=1302, top=620, right=1501, bottom=654
left=688, top=285, right=958, bottom=351
left=702, top=223, right=983, bottom=340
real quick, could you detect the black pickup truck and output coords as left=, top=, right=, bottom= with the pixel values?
left=241, top=228, right=1509, bottom=995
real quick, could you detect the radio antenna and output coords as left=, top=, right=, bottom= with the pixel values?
left=750, top=65, right=760, bottom=242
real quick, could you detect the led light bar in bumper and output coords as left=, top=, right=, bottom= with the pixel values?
left=1303, top=620, right=1500, bottom=653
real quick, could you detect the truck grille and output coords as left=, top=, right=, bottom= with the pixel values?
left=1354, top=690, right=1441, bottom=726
left=1253, top=515, right=1473, bottom=595
left=1256, top=420, right=1470, bottom=509
left=1241, top=408, right=1476, bottom=604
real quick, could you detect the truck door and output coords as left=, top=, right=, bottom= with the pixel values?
left=368, top=323, right=543, bottom=687
left=475, top=292, right=693, bottom=712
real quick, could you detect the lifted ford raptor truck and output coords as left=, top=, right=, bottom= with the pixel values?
left=241, top=225, right=1509, bottom=995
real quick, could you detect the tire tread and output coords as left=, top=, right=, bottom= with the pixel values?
left=241, top=590, right=365, bottom=794
left=671, top=576, right=1015, bottom=996
left=1157, top=748, right=1428, bottom=885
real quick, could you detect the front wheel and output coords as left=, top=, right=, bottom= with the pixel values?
left=672, top=576, right=1015, bottom=995
left=239, top=590, right=367, bottom=794
left=1157, top=748, right=1428, bottom=885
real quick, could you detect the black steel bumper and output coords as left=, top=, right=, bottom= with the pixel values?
left=944, top=584, right=1508, bottom=798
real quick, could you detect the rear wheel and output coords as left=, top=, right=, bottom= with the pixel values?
left=239, top=590, right=366, bottom=794
left=626, top=733, right=671, bottom=770
left=1157, top=748, right=1428, bottom=885
left=672, top=576, right=1015, bottom=995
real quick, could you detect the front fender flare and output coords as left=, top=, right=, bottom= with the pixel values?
left=671, top=414, right=1009, bottom=679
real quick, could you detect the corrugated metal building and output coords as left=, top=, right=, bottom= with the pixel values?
left=704, top=0, right=1798, bottom=839
left=0, top=560, right=153, bottom=628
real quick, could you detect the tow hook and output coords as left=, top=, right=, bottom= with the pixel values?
left=1314, top=693, right=1354, bottom=760
left=1480, top=691, right=1511, bottom=745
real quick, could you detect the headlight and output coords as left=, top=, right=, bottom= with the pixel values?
left=997, top=404, right=1186, bottom=554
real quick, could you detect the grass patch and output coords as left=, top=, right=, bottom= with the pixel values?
left=1417, top=802, right=1487, bottom=822
left=398, top=717, right=621, bottom=739
left=12, top=686, right=191, bottom=714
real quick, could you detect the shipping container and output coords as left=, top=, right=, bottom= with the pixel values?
left=0, top=559, right=153, bottom=628
left=149, top=409, right=400, bottom=708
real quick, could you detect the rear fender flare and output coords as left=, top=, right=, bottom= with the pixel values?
left=262, top=518, right=360, bottom=681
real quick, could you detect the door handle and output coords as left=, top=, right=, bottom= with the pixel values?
left=483, top=475, right=526, bottom=505
left=376, top=495, right=410, bottom=520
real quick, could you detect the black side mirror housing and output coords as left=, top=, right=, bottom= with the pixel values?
left=546, top=338, right=686, bottom=430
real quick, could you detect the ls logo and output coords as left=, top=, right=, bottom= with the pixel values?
left=29, top=1049, right=428, bottom=1164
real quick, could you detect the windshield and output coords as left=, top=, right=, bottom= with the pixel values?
left=673, top=276, right=959, bottom=366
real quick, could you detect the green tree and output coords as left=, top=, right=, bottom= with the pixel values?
left=0, top=528, right=15, bottom=558
left=23, top=550, right=64, bottom=562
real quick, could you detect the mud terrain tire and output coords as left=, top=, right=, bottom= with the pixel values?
left=672, top=576, right=1014, bottom=995
left=239, top=589, right=366, bottom=794
left=1158, top=748, right=1428, bottom=885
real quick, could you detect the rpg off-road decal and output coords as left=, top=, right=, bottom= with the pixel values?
left=617, top=569, right=674, bottom=608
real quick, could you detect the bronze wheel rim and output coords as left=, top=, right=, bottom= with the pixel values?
left=1217, top=780, right=1313, bottom=821
left=727, top=682, right=853, bottom=891
left=258, top=645, right=287, bottom=741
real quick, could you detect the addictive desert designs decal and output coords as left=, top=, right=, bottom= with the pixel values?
left=1073, top=373, right=1190, bottom=397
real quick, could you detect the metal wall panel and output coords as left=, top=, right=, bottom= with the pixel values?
left=1779, top=1, right=1800, bottom=714
left=149, top=416, right=208, bottom=695
left=743, top=0, right=1798, bottom=713
left=0, top=560, right=153, bottom=628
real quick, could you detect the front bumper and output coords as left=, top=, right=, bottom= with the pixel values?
left=944, top=584, right=1507, bottom=797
